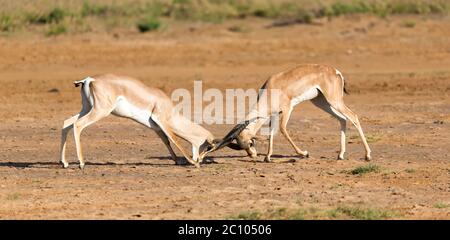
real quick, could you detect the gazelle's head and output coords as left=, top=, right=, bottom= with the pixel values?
left=200, top=118, right=260, bottom=158
left=234, top=129, right=258, bottom=158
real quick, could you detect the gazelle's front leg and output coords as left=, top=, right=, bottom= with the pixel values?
left=163, top=131, right=200, bottom=168
left=279, top=107, right=309, bottom=158
left=264, top=118, right=276, bottom=162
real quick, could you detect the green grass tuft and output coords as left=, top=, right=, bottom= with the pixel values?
left=137, top=17, right=161, bottom=33
left=328, top=206, right=393, bottom=220
left=27, top=7, right=67, bottom=25
left=46, top=23, right=68, bottom=36
left=0, top=15, right=14, bottom=32
left=434, top=203, right=449, bottom=209
left=402, top=20, right=416, bottom=28
left=6, top=193, right=21, bottom=201
left=229, top=211, right=262, bottom=220
left=348, top=164, right=381, bottom=175
left=81, top=1, right=109, bottom=17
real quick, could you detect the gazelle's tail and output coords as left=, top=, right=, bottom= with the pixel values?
left=74, top=77, right=95, bottom=87
left=335, top=69, right=349, bottom=95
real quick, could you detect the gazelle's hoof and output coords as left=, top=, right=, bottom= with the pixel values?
left=365, top=155, right=372, bottom=161
left=263, top=156, right=272, bottom=163
left=298, top=151, right=309, bottom=158
left=79, top=163, right=85, bottom=170
left=61, top=161, right=69, bottom=168
left=193, top=162, right=201, bottom=168
left=337, top=155, right=345, bottom=160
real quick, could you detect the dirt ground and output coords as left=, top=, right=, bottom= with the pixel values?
left=0, top=15, right=449, bottom=219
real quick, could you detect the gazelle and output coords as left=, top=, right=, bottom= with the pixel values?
left=59, top=74, right=244, bottom=169
left=206, top=64, right=372, bottom=162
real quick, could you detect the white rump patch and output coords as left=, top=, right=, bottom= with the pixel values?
left=291, top=86, right=320, bottom=106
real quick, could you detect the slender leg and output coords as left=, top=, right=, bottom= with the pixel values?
left=279, top=106, right=309, bottom=157
left=60, top=114, right=79, bottom=168
left=73, top=107, right=110, bottom=169
left=192, top=145, right=200, bottom=163
left=311, top=94, right=347, bottom=160
left=155, top=129, right=179, bottom=163
left=332, top=103, right=372, bottom=161
left=60, top=92, right=93, bottom=168
left=338, top=120, right=346, bottom=160
left=163, top=130, right=200, bottom=168
left=264, top=118, right=276, bottom=162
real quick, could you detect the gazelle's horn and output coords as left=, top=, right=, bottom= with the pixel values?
left=209, top=117, right=260, bottom=152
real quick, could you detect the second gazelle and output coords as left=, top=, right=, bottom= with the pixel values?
left=209, top=64, right=372, bottom=162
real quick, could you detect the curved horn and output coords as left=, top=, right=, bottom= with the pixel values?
left=209, top=117, right=260, bottom=152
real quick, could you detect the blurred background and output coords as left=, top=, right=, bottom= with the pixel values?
left=0, top=0, right=449, bottom=219
left=1, top=0, right=449, bottom=36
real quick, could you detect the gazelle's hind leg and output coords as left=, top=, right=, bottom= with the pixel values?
left=322, top=92, right=372, bottom=161
left=332, top=103, right=371, bottom=160
left=311, top=93, right=347, bottom=160
left=73, top=106, right=112, bottom=169
left=279, top=106, right=309, bottom=158
left=60, top=114, right=79, bottom=168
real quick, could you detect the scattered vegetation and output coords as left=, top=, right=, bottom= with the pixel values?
left=346, top=164, right=381, bottom=175
left=434, top=203, right=449, bottom=209
left=401, top=20, right=416, bottom=28
left=81, top=1, right=109, bottom=17
left=229, top=206, right=395, bottom=219
left=27, top=7, right=67, bottom=24
left=1, top=0, right=449, bottom=36
left=228, top=210, right=262, bottom=220
left=6, top=193, right=21, bottom=201
left=328, top=206, right=394, bottom=219
left=46, top=23, right=68, bottom=36
left=0, top=14, right=14, bottom=32
left=228, top=24, right=250, bottom=33
left=405, top=168, right=416, bottom=173
left=137, top=16, right=161, bottom=32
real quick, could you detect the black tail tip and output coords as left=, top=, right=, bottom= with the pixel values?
left=344, top=86, right=349, bottom=95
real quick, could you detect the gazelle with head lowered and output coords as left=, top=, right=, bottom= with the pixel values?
left=205, top=64, right=372, bottom=162
left=59, top=74, right=245, bottom=169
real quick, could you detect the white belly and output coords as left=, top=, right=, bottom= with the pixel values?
left=112, top=96, right=155, bottom=128
left=290, top=86, right=320, bottom=106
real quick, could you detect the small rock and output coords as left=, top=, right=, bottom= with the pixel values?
left=48, top=88, right=59, bottom=93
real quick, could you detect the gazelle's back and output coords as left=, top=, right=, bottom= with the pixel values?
left=90, top=74, right=173, bottom=111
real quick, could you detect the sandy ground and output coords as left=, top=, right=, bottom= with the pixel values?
left=0, top=15, right=449, bottom=219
